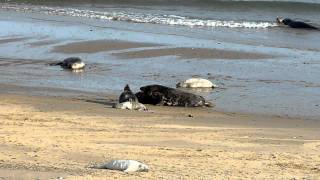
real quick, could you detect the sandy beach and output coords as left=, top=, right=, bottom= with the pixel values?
left=0, top=85, right=320, bottom=179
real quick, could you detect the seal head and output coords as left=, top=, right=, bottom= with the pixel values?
left=119, top=84, right=138, bottom=103
left=276, top=17, right=318, bottom=29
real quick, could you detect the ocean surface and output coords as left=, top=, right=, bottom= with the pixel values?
left=0, top=0, right=319, bottom=119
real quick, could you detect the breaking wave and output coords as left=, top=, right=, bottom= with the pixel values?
left=1, top=4, right=278, bottom=29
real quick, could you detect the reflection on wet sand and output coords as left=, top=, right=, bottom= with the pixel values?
left=51, top=40, right=161, bottom=54
left=113, top=47, right=272, bottom=60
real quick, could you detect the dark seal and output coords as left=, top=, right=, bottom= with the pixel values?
left=135, top=84, right=212, bottom=107
left=51, top=57, right=85, bottom=70
left=277, top=17, right=318, bottom=30
left=119, top=84, right=138, bottom=103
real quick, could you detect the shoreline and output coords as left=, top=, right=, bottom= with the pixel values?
left=0, top=92, right=320, bottom=179
left=0, top=11, right=319, bottom=120
left=0, top=82, right=319, bottom=122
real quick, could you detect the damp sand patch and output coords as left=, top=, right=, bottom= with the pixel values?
left=113, top=47, right=272, bottom=60
left=28, top=39, right=62, bottom=47
left=51, top=40, right=161, bottom=54
left=0, top=37, right=30, bottom=44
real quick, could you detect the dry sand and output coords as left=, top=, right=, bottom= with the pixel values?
left=0, top=93, right=319, bottom=179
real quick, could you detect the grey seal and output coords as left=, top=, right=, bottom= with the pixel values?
left=51, top=57, right=85, bottom=70
left=119, top=84, right=138, bottom=103
left=277, top=17, right=318, bottom=30
left=114, top=84, right=148, bottom=111
left=135, top=84, right=212, bottom=107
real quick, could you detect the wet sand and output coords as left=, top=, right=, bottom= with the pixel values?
left=0, top=88, right=320, bottom=179
left=51, top=40, right=161, bottom=54
left=113, top=47, right=271, bottom=60
left=0, top=37, right=30, bottom=44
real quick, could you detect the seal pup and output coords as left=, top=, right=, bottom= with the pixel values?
left=136, top=84, right=212, bottom=107
left=113, top=101, right=147, bottom=111
left=93, top=160, right=149, bottom=173
left=114, top=84, right=148, bottom=111
left=176, top=78, right=218, bottom=88
left=276, top=17, right=318, bottom=30
left=51, top=57, right=85, bottom=70
left=119, top=84, right=138, bottom=103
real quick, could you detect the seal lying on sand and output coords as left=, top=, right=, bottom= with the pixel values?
left=176, top=78, right=218, bottom=88
left=276, top=17, right=318, bottom=30
left=119, top=84, right=138, bottom=103
left=113, top=101, right=147, bottom=111
left=51, top=57, right=85, bottom=70
left=136, top=84, right=212, bottom=107
left=114, top=85, right=147, bottom=111
left=93, top=160, right=149, bottom=173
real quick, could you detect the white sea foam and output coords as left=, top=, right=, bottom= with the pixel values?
left=1, top=4, right=278, bottom=29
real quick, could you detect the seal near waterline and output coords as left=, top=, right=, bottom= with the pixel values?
left=51, top=57, right=85, bottom=70
left=135, top=84, right=213, bottom=107
left=176, top=78, right=218, bottom=88
left=113, top=84, right=147, bottom=111
left=93, top=159, right=149, bottom=173
left=276, top=17, right=318, bottom=30
left=119, top=84, right=138, bottom=103
left=113, top=101, right=147, bottom=111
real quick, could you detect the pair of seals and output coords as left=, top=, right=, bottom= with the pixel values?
left=114, top=85, right=147, bottom=111
left=51, top=57, right=86, bottom=70
left=276, top=17, right=318, bottom=30
left=136, top=85, right=212, bottom=107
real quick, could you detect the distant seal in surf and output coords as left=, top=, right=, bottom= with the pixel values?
left=276, top=17, right=318, bottom=30
left=136, top=84, right=212, bottom=107
left=176, top=78, right=218, bottom=88
left=51, top=57, right=85, bottom=70
left=119, top=84, right=138, bottom=103
left=93, top=160, right=149, bottom=173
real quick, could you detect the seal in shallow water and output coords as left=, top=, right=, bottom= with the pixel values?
left=276, top=17, right=318, bottom=30
left=136, top=84, right=212, bottom=107
left=52, top=57, right=85, bottom=70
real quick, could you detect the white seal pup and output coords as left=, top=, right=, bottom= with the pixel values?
left=176, top=78, right=218, bottom=88
left=113, top=101, right=147, bottom=111
left=94, top=160, right=149, bottom=173
left=52, top=57, right=85, bottom=70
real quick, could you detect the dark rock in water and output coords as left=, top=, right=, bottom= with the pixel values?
left=135, top=84, right=212, bottom=107
left=277, top=17, right=318, bottom=30
left=119, top=84, right=138, bottom=103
